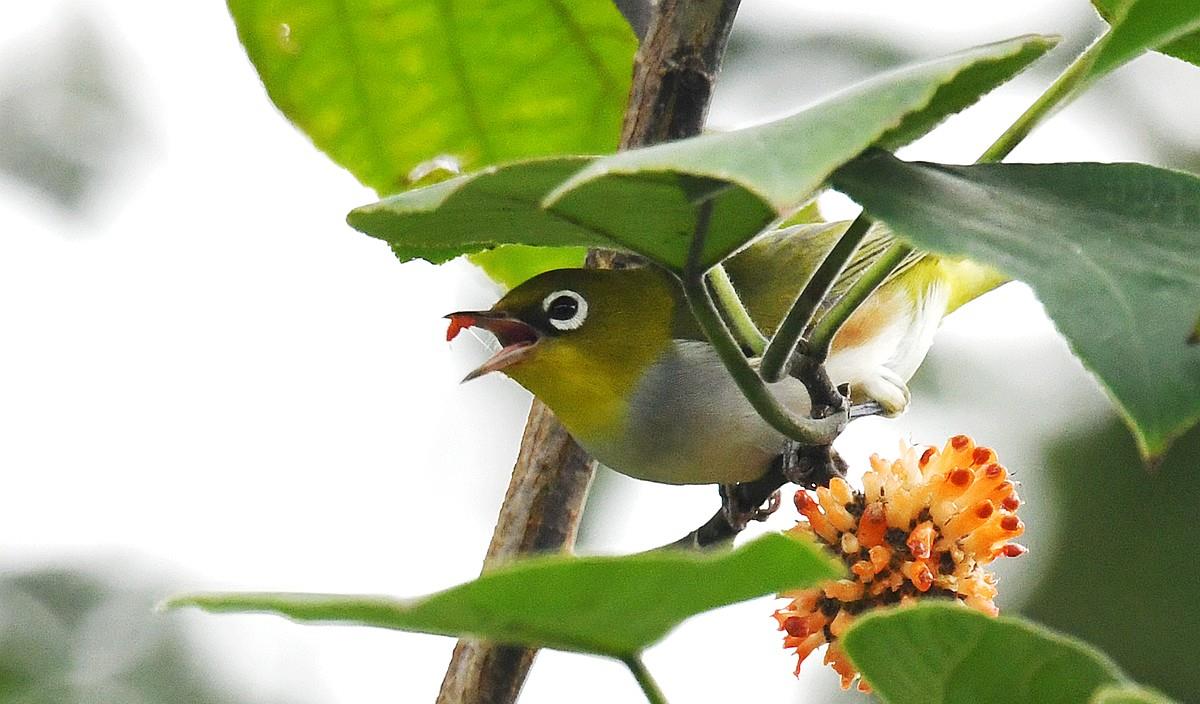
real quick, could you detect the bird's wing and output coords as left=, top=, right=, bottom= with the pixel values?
left=722, top=221, right=1005, bottom=335
left=823, top=223, right=925, bottom=303
left=722, top=221, right=920, bottom=336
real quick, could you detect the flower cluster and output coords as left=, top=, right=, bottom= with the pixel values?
left=774, top=435, right=1026, bottom=690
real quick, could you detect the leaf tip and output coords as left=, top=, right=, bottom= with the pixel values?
left=156, top=594, right=198, bottom=614
left=1140, top=451, right=1165, bottom=474
left=1032, top=33, right=1063, bottom=50
left=345, top=204, right=373, bottom=232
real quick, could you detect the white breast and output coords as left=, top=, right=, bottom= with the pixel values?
left=601, top=340, right=812, bottom=485
left=590, top=280, right=951, bottom=486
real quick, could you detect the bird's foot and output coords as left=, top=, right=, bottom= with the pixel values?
left=858, top=366, right=911, bottom=417
left=778, top=441, right=848, bottom=489
left=719, top=483, right=782, bottom=532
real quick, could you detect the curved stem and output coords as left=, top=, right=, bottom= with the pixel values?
left=807, top=242, right=913, bottom=359
left=977, top=32, right=1108, bottom=164
left=799, top=32, right=1112, bottom=369
left=707, top=263, right=768, bottom=355
left=759, top=214, right=874, bottom=382
left=683, top=202, right=845, bottom=445
left=623, top=655, right=669, bottom=704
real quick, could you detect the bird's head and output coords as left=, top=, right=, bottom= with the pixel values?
left=445, top=267, right=688, bottom=430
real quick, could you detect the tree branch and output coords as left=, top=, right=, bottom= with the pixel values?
left=435, top=401, right=593, bottom=704
left=621, top=0, right=741, bottom=147
left=435, top=2, right=743, bottom=702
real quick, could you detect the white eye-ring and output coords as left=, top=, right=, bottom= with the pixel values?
left=543, top=290, right=588, bottom=331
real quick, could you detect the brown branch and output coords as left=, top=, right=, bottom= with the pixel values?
left=621, top=0, right=741, bottom=147
left=435, top=401, right=592, bottom=704
left=435, top=1, right=743, bottom=702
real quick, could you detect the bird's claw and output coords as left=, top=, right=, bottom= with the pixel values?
left=754, top=490, right=781, bottom=522
left=858, top=367, right=911, bottom=417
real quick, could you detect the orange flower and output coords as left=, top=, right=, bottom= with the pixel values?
left=774, top=436, right=1026, bottom=690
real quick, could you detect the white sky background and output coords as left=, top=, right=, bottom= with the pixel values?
left=1, top=1, right=1198, bottom=703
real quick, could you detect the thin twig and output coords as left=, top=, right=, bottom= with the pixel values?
left=807, top=241, right=913, bottom=359
left=799, top=33, right=1111, bottom=365
left=977, top=33, right=1108, bottom=164
left=758, top=215, right=874, bottom=381
left=707, top=263, right=768, bottom=355
left=681, top=201, right=846, bottom=445
left=623, top=655, right=670, bottom=704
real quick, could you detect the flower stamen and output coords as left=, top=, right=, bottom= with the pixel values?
left=774, top=436, right=1026, bottom=690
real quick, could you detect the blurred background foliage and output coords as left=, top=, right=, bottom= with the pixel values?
left=1, top=2, right=1198, bottom=703
left=0, top=566, right=267, bottom=704
left=0, top=15, right=141, bottom=215
left=1027, top=420, right=1200, bottom=701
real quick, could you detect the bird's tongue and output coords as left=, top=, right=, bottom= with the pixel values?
left=444, top=312, right=540, bottom=381
left=445, top=314, right=477, bottom=342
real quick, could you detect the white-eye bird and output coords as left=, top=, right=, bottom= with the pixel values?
left=446, top=222, right=1001, bottom=486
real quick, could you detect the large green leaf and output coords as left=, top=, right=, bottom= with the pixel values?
left=545, top=35, right=1055, bottom=270
left=1091, top=0, right=1200, bottom=75
left=831, top=150, right=1200, bottom=462
left=227, top=0, right=635, bottom=286
left=227, top=0, right=635, bottom=195
left=348, top=35, right=1055, bottom=272
left=165, top=533, right=840, bottom=658
left=843, top=604, right=1125, bottom=704
left=552, top=35, right=1056, bottom=210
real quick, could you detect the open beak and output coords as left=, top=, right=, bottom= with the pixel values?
left=445, top=310, right=541, bottom=382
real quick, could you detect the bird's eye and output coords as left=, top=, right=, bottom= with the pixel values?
left=543, top=290, right=588, bottom=331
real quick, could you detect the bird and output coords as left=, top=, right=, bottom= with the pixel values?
left=445, top=222, right=1002, bottom=487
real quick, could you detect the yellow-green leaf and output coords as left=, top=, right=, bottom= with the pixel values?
left=227, top=0, right=635, bottom=195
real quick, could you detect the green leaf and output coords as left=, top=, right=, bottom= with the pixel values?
left=467, top=245, right=588, bottom=290
left=831, top=150, right=1200, bottom=462
left=545, top=35, right=1055, bottom=270
left=843, top=604, right=1125, bottom=704
left=1091, top=0, right=1200, bottom=75
left=1091, top=685, right=1179, bottom=704
left=347, top=156, right=617, bottom=264
left=165, top=533, right=841, bottom=658
left=227, top=0, right=636, bottom=287
left=226, top=0, right=635, bottom=195
left=348, top=35, right=1055, bottom=272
